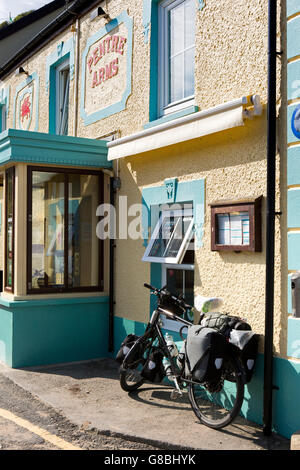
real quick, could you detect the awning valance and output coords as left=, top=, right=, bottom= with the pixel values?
left=107, top=95, right=262, bottom=161
left=0, top=129, right=112, bottom=169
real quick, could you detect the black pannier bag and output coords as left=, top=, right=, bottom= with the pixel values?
left=115, top=334, right=140, bottom=364
left=200, top=312, right=258, bottom=383
left=185, top=326, right=228, bottom=384
left=141, top=347, right=165, bottom=383
left=237, top=333, right=259, bottom=383
left=200, top=312, right=251, bottom=338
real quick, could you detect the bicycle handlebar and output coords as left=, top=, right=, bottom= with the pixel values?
left=143, top=283, right=193, bottom=311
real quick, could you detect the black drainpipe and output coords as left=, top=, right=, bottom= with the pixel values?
left=263, top=0, right=277, bottom=437
left=108, top=177, right=115, bottom=353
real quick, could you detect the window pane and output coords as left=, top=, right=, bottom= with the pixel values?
left=31, top=172, right=65, bottom=289
left=170, top=2, right=184, bottom=56
left=5, top=168, right=14, bottom=289
left=184, top=0, right=196, bottom=48
left=1, top=105, right=6, bottom=132
left=57, top=64, right=70, bottom=136
left=170, top=53, right=184, bottom=103
left=148, top=213, right=192, bottom=259
left=184, top=47, right=195, bottom=97
left=68, top=174, right=99, bottom=288
left=166, top=268, right=194, bottom=305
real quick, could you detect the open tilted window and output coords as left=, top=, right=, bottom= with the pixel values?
left=142, top=208, right=194, bottom=264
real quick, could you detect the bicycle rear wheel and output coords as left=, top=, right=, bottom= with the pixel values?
left=187, top=355, right=244, bottom=429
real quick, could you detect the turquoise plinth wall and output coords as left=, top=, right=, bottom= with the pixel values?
left=0, top=296, right=109, bottom=368
left=113, top=315, right=300, bottom=440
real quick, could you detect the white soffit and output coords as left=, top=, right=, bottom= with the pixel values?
left=107, top=95, right=262, bottom=161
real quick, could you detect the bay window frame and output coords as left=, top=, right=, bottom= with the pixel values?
left=27, top=166, right=104, bottom=295
left=4, top=166, right=15, bottom=293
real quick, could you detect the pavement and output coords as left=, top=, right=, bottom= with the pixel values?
left=0, top=358, right=291, bottom=451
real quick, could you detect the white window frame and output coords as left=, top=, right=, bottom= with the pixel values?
left=142, top=208, right=194, bottom=264
left=158, top=0, right=195, bottom=117
left=56, top=59, right=70, bottom=135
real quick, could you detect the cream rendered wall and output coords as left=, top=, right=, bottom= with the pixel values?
left=0, top=0, right=286, bottom=355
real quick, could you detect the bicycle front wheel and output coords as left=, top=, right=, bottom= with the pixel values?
left=187, top=356, right=244, bottom=429
left=119, top=339, right=151, bottom=392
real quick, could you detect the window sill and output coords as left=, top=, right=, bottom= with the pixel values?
left=143, top=105, right=199, bottom=130
left=0, top=291, right=109, bottom=306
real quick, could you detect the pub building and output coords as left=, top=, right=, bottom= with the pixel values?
left=0, top=0, right=299, bottom=440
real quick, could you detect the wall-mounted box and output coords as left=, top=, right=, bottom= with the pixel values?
left=210, top=196, right=262, bottom=252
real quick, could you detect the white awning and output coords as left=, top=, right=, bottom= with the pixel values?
left=107, top=95, right=262, bottom=161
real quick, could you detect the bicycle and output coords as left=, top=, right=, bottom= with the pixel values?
left=118, top=283, right=246, bottom=430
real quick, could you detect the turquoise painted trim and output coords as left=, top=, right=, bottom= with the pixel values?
left=288, top=188, right=300, bottom=228
left=46, top=38, right=74, bottom=134
left=80, top=11, right=133, bottom=126
left=198, top=0, right=206, bottom=10
left=0, top=85, right=10, bottom=130
left=0, top=295, right=109, bottom=368
left=288, top=232, right=300, bottom=270
left=287, top=146, right=300, bottom=185
left=0, top=294, right=109, bottom=309
left=0, top=307, right=13, bottom=367
left=13, top=73, right=39, bottom=132
left=0, top=129, right=112, bottom=169
left=287, top=60, right=300, bottom=101
left=287, top=16, right=300, bottom=60
left=143, top=106, right=199, bottom=129
left=287, top=0, right=300, bottom=18
left=148, top=0, right=159, bottom=122
left=45, top=38, right=75, bottom=93
left=287, top=317, right=300, bottom=358
left=142, top=178, right=205, bottom=248
left=273, top=356, right=300, bottom=438
left=143, top=0, right=152, bottom=44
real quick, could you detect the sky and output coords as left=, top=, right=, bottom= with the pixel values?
left=0, top=0, right=53, bottom=22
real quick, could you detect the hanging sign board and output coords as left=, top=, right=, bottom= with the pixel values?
left=81, top=11, right=133, bottom=125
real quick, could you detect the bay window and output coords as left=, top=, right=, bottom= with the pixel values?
left=27, top=167, right=103, bottom=293
left=5, top=167, right=15, bottom=292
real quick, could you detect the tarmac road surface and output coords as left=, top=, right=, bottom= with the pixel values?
left=0, top=374, right=160, bottom=451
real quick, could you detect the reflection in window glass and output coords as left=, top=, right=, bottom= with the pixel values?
left=29, top=169, right=102, bottom=292
left=68, top=174, right=99, bottom=288
left=148, top=213, right=193, bottom=259
left=5, top=167, right=14, bottom=290
left=32, top=172, right=65, bottom=289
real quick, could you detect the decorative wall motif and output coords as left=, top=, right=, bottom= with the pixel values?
left=13, top=73, right=39, bottom=132
left=80, top=10, right=133, bottom=125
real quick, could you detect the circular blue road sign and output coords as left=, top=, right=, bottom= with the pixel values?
left=292, top=104, right=300, bottom=139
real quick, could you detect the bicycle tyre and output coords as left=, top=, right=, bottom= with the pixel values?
left=187, top=355, right=244, bottom=429
left=119, top=339, right=150, bottom=392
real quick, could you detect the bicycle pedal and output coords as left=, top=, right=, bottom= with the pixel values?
left=170, top=389, right=183, bottom=400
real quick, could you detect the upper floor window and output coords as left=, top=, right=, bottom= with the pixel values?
left=56, top=59, right=70, bottom=135
left=158, top=0, right=196, bottom=117
left=0, top=105, right=6, bottom=132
